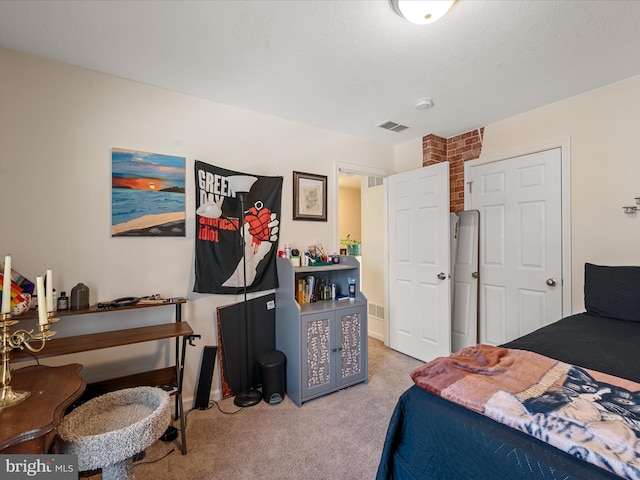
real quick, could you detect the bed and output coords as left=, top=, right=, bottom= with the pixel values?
left=377, top=264, right=640, bottom=479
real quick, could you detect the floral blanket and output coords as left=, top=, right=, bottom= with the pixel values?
left=412, top=345, right=640, bottom=479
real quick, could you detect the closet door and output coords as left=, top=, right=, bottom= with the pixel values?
left=470, top=148, right=563, bottom=344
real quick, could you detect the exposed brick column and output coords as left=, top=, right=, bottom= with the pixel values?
left=421, top=128, right=484, bottom=213
left=422, top=134, right=447, bottom=165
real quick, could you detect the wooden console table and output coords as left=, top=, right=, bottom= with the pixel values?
left=12, top=300, right=198, bottom=455
left=0, top=363, right=85, bottom=454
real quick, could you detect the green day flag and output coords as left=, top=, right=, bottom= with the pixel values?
left=194, top=161, right=282, bottom=294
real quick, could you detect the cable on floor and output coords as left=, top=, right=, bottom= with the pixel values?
left=134, top=447, right=176, bottom=466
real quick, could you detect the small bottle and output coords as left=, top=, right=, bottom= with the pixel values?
left=348, top=277, right=356, bottom=300
left=52, top=289, right=58, bottom=311
left=323, top=284, right=331, bottom=301
left=284, top=244, right=291, bottom=259
left=57, top=291, right=69, bottom=311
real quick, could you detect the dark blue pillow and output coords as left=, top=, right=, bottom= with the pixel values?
left=584, top=263, right=640, bottom=322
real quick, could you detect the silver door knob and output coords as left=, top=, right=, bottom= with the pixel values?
left=546, top=278, right=558, bottom=287
left=471, top=272, right=478, bottom=279
left=437, top=272, right=447, bottom=280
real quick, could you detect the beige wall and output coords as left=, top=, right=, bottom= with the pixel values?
left=338, top=186, right=362, bottom=243
left=394, top=137, right=423, bottom=173
left=480, top=74, right=640, bottom=312
left=0, top=48, right=395, bottom=404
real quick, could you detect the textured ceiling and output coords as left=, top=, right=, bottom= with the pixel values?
left=1, top=0, right=640, bottom=146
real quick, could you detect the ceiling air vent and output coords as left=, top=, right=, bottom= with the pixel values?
left=377, top=120, right=409, bottom=132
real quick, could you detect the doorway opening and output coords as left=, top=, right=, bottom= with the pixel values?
left=336, top=164, right=391, bottom=342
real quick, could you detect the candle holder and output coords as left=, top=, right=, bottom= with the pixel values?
left=0, top=311, right=57, bottom=409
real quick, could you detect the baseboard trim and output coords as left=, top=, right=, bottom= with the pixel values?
left=182, top=387, right=223, bottom=411
left=368, top=330, right=384, bottom=342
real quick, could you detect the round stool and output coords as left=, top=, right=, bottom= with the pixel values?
left=57, top=386, right=171, bottom=480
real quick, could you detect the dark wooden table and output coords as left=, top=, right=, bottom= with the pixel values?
left=0, top=363, right=85, bottom=453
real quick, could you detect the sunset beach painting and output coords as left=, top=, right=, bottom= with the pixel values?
left=112, top=148, right=186, bottom=237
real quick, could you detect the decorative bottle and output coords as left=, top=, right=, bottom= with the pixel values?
left=57, top=291, right=69, bottom=311
left=70, top=283, right=90, bottom=310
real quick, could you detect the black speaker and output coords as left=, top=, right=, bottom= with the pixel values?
left=194, top=346, right=217, bottom=410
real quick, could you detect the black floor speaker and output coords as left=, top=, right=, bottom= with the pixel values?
left=194, top=346, right=218, bottom=410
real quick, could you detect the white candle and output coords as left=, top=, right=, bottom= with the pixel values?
left=2, top=255, right=11, bottom=314
left=36, top=276, right=47, bottom=325
left=46, top=269, right=54, bottom=312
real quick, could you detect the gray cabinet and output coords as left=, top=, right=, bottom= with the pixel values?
left=275, top=256, right=368, bottom=406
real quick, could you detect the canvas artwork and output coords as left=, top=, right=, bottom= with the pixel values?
left=111, top=148, right=186, bottom=237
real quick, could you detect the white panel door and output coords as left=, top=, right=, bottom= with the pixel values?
left=451, top=210, right=479, bottom=352
left=470, top=148, right=562, bottom=345
left=388, top=163, right=451, bottom=362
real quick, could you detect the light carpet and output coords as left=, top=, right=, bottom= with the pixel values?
left=83, top=338, right=422, bottom=480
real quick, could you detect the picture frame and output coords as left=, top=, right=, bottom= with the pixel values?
left=111, top=148, right=186, bottom=237
left=293, top=171, right=327, bottom=221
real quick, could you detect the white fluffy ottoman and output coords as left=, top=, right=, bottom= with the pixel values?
left=57, top=386, right=171, bottom=480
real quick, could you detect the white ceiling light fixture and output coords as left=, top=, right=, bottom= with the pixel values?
left=390, top=0, right=456, bottom=25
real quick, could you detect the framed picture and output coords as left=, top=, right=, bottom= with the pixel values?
left=293, top=171, right=327, bottom=221
left=111, top=148, right=186, bottom=237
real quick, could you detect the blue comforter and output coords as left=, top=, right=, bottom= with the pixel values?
left=377, top=313, right=635, bottom=479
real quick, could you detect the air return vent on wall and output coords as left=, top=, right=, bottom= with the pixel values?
left=377, top=120, right=409, bottom=132
left=367, top=176, right=383, bottom=188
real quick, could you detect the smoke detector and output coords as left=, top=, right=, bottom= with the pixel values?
left=415, top=98, right=434, bottom=110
